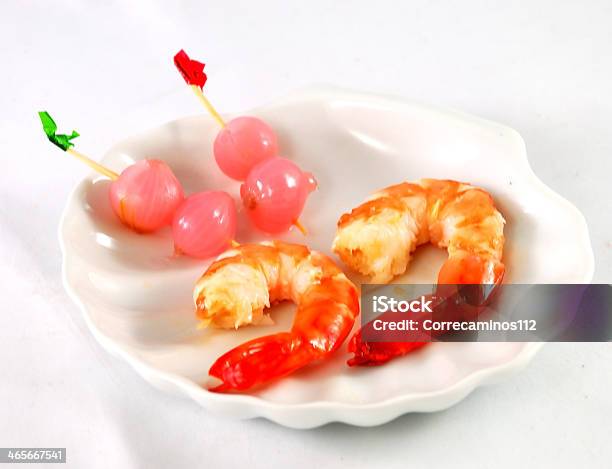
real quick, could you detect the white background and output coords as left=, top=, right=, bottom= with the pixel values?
left=1, top=1, right=611, bottom=468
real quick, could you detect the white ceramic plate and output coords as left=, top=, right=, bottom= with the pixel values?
left=60, top=87, right=594, bottom=428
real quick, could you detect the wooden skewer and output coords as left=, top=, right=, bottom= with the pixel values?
left=190, top=85, right=226, bottom=128
left=67, top=148, right=119, bottom=180
left=293, top=219, right=308, bottom=236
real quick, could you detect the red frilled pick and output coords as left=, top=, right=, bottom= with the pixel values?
left=174, top=49, right=207, bottom=89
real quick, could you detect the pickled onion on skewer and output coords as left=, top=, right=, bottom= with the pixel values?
left=108, top=160, right=184, bottom=233
left=173, top=49, right=313, bottom=233
left=240, top=157, right=317, bottom=234
left=172, top=191, right=237, bottom=258
left=173, top=49, right=280, bottom=181
left=213, top=116, right=278, bottom=181
left=38, top=111, right=184, bottom=233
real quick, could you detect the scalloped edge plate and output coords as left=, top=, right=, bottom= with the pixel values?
left=60, top=86, right=594, bottom=428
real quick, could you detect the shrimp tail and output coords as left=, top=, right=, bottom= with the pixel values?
left=347, top=329, right=427, bottom=366
left=208, top=333, right=313, bottom=392
left=347, top=280, right=504, bottom=367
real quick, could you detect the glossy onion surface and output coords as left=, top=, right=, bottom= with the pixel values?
left=109, top=160, right=184, bottom=233
left=213, top=116, right=278, bottom=181
left=172, top=191, right=237, bottom=258
left=240, top=157, right=317, bottom=233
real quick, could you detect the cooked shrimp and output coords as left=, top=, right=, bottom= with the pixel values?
left=333, top=179, right=505, bottom=285
left=333, top=178, right=506, bottom=366
left=194, top=241, right=360, bottom=392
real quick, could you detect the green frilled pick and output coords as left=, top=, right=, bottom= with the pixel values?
left=38, top=111, right=79, bottom=151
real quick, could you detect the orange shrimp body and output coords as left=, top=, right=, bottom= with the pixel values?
left=333, top=179, right=506, bottom=285
left=333, top=179, right=506, bottom=366
left=195, top=241, right=360, bottom=392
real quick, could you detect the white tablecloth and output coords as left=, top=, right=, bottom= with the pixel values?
left=2, top=1, right=610, bottom=467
